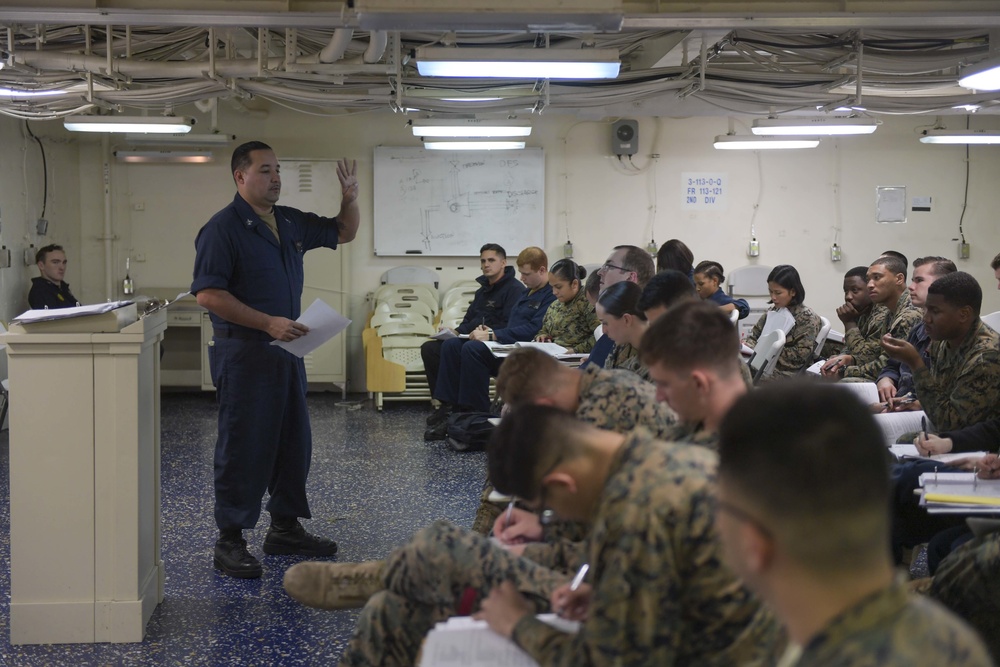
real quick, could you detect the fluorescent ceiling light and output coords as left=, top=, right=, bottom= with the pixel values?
left=958, top=58, right=1000, bottom=91
left=919, top=129, right=1000, bottom=145
left=752, top=117, right=878, bottom=136
left=64, top=115, right=195, bottom=134
left=122, top=133, right=234, bottom=146
left=411, top=119, right=532, bottom=138
left=414, top=47, right=620, bottom=80
left=423, top=140, right=526, bottom=151
left=714, top=135, right=820, bottom=150
left=114, top=150, right=214, bottom=163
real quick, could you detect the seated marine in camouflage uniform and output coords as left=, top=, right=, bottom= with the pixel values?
left=533, top=258, right=600, bottom=354
left=715, top=381, right=992, bottom=667
left=745, top=264, right=823, bottom=380
left=329, top=406, right=778, bottom=667
left=882, top=271, right=1000, bottom=433
left=820, top=265, right=891, bottom=379
left=468, top=347, right=676, bottom=534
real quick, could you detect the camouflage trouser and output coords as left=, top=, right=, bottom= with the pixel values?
left=338, top=520, right=568, bottom=667
left=930, top=531, right=1000, bottom=660
left=471, top=480, right=505, bottom=536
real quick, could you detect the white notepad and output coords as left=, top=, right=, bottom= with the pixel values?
left=419, top=614, right=579, bottom=667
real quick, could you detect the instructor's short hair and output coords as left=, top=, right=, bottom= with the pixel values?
left=231, top=140, right=272, bottom=176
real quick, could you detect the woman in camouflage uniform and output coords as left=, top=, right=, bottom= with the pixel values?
left=596, top=280, right=651, bottom=381
left=535, top=259, right=600, bottom=354
left=745, top=264, right=822, bottom=379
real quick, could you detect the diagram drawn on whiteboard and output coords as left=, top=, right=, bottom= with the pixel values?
left=374, top=147, right=544, bottom=256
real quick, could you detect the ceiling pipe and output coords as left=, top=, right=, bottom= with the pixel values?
left=13, top=50, right=287, bottom=78
left=296, top=27, right=354, bottom=64
left=363, top=30, right=388, bottom=64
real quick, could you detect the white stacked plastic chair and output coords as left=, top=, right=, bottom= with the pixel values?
left=371, top=300, right=434, bottom=325
left=748, top=329, right=786, bottom=384
left=373, top=284, right=439, bottom=318
left=983, top=310, right=1000, bottom=332
left=380, top=266, right=439, bottom=290
left=728, top=264, right=773, bottom=342
left=814, top=316, right=832, bottom=360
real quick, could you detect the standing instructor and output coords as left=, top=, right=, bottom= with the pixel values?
left=192, top=141, right=359, bottom=578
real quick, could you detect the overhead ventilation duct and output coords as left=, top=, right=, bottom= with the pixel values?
left=354, top=0, right=623, bottom=32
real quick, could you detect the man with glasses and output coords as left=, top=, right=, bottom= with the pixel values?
left=323, top=405, right=776, bottom=667
left=597, top=244, right=655, bottom=290
left=715, top=382, right=991, bottom=666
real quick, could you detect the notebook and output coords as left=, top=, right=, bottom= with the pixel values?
left=419, top=614, right=579, bottom=667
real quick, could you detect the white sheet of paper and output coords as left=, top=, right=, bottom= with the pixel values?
left=760, top=308, right=796, bottom=339
left=873, top=410, right=929, bottom=447
left=833, top=381, right=880, bottom=405
left=12, top=300, right=133, bottom=324
left=431, top=328, right=458, bottom=340
left=270, top=298, right=351, bottom=358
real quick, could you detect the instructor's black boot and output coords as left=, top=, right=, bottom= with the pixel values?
left=214, top=530, right=262, bottom=578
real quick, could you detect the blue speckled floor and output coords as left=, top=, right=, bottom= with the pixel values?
left=0, top=393, right=484, bottom=666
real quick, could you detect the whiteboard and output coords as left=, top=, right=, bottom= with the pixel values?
left=373, top=146, right=545, bottom=257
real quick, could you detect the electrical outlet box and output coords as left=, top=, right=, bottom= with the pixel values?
left=36, top=218, right=48, bottom=235
left=0, top=246, right=11, bottom=269
left=959, top=242, right=971, bottom=259
left=830, top=243, right=842, bottom=262
left=748, top=238, right=760, bottom=257
left=24, top=245, right=35, bottom=266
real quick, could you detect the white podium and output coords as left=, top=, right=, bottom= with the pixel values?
left=3, top=307, right=165, bottom=644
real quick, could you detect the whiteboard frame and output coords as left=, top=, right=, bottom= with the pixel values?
left=373, top=146, right=545, bottom=257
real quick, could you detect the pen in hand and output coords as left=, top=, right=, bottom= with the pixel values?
left=921, top=416, right=928, bottom=441
left=569, top=563, right=589, bottom=591
left=504, top=500, right=515, bottom=531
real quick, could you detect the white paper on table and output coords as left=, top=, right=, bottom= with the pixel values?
left=270, top=298, right=351, bottom=358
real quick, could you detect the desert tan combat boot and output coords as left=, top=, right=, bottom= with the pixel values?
left=282, top=560, right=386, bottom=610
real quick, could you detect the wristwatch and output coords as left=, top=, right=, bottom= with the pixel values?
left=488, top=330, right=494, bottom=341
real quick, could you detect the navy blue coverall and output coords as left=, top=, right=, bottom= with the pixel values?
left=192, top=193, right=340, bottom=532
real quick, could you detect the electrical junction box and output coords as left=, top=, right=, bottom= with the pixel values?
left=612, top=119, right=638, bottom=156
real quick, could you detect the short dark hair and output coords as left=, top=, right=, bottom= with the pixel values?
left=637, top=269, right=697, bottom=314
left=656, top=239, right=694, bottom=276
left=496, top=347, right=562, bottom=403
left=927, top=271, right=983, bottom=316
left=844, top=266, right=868, bottom=281
left=693, top=260, right=724, bottom=284
left=881, top=250, right=908, bottom=273
left=768, top=265, right=806, bottom=306
left=718, top=381, right=890, bottom=572
left=488, top=404, right=588, bottom=501
left=584, top=271, right=602, bottom=300
left=597, top=281, right=645, bottom=320
left=480, top=243, right=507, bottom=260
left=641, top=300, right=740, bottom=376
left=613, top=245, right=656, bottom=287
left=549, top=258, right=586, bottom=284
left=992, top=252, right=1000, bottom=271
left=912, top=256, right=957, bottom=278
left=231, top=140, right=272, bottom=176
left=871, top=255, right=907, bottom=281
left=35, top=243, right=64, bottom=264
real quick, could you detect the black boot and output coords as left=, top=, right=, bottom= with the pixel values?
left=263, top=517, right=338, bottom=557
left=426, top=402, right=453, bottom=426
left=424, top=419, right=449, bottom=441
left=214, top=529, right=262, bottom=579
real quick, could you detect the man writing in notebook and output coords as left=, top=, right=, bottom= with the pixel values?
left=321, top=406, right=777, bottom=666
left=714, top=381, right=991, bottom=666
left=822, top=255, right=921, bottom=380
left=819, top=266, right=889, bottom=380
